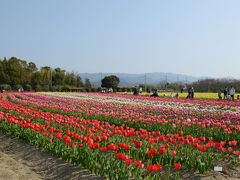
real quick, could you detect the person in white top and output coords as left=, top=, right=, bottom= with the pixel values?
left=229, top=86, right=235, bottom=101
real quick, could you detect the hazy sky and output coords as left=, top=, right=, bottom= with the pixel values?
left=1, top=0, right=240, bottom=78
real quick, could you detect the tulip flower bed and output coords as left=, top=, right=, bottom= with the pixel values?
left=0, top=92, right=239, bottom=180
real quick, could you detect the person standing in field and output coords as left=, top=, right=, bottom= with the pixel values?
left=187, top=88, right=191, bottom=98
left=147, top=88, right=150, bottom=93
left=133, top=87, right=138, bottom=95
left=139, top=87, right=142, bottom=95
left=191, top=87, right=194, bottom=99
left=218, top=89, right=222, bottom=100
left=223, top=87, right=228, bottom=100
left=150, top=88, right=159, bottom=97
left=175, top=93, right=179, bottom=98
left=229, top=86, right=235, bottom=101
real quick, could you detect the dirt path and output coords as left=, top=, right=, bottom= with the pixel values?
left=0, top=151, right=40, bottom=180
left=0, top=132, right=105, bottom=180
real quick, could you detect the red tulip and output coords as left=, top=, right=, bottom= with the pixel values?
left=159, top=147, right=166, bottom=154
left=125, top=144, right=130, bottom=150
left=170, top=150, right=177, bottom=156
left=233, top=150, right=240, bottom=155
left=125, top=158, right=132, bottom=166
left=119, top=142, right=125, bottom=148
left=101, top=135, right=108, bottom=141
left=77, top=143, right=83, bottom=148
left=147, top=151, right=153, bottom=157
left=176, top=144, right=181, bottom=148
left=199, top=146, right=205, bottom=152
left=135, top=141, right=142, bottom=148
left=151, top=147, right=157, bottom=155
left=147, top=165, right=154, bottom=172
left=178, top=131, right=183, bottom=136
left=100, top=146, right=107, bottom=152
left=174, top=163, right=181, bottom=169
left=164, top=144, right=170, bottom=148
left=200, top=136, right=206, bottom=142
left=68, top=142, right=74, bottom=148
left=153, top=164, right=163, bottom=171
left=134, top=160, right=142, bottom=167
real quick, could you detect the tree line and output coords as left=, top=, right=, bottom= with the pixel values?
left=1, top=57, right=239, bottom=93
left=0, top=57, right=92, bottom=92
left=190, top=78, right=240, bottom=92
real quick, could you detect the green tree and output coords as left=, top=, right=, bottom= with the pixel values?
left=64, top=72, right=71, bottom=86
left=0, top=59, right=7, bottom=84
left=27, top=62, right=38, bottom=72
left=31, top=72, right=42, bottom=91
left=101, top=75, right=120, bottom=89
left=40, top=66, right=51, bottom=89
left=6, top=57, right=28, bottom=87
left=76, top=75, right=83, bottom=87
left=53, top=68, right=65, bottom=86
left=84, top=78, right=92, bottom=89
left=69, top=72, right=77, bottom=87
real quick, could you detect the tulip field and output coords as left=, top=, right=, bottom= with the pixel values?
left=0, top=92, right=239, bottom=179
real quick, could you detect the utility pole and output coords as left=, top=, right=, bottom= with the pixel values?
left=100, top=72, right=102, bottom=86
left=50, top=68, right=52, bottom=91
left=144, top=73, right=146, bottom=92
left=165, top=73, right=168, bottom=88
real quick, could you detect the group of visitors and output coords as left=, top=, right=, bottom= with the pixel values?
left=219, top=86, right=238, bottom=101
left=134, top=87, right=180, bottom=99
left=187, top=87, right=194, bottom=99
left=132, top=85, right=239, bottom=101
left=101, top=88, right=113, bottom=93
left=150, top=88, right=159, bottom=97
left=133, top=87, right=159, bottom=97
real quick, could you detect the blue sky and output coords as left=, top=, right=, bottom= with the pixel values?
left=1, top=0, right=240, bottom=78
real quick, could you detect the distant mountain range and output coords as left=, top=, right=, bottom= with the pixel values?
left=79, top=72, right=207, bottom=87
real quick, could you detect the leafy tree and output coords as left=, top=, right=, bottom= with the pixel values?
left=27, top=62, right=38, bottom=72
left=76, top=75, right=83, bottom=87
left=31, top=72, right=42, bottom=91
left=0, top=56, right=86, bottom=91
left=53, top=68, right=65, bottom=86
left=6, top=57, right=25, bottom=86
left=101, top=75, right=120, bottom=89
left=84, top=78, right=92, bottom=89
left=64, top=72, right=71, bottom=86
left=0, top=60, right=7, bottom=84
left=24, top=84, right=32, bottom=91
left=40, top=66, right=51, bottom=85
left=69, top=72, right=77, bottom=87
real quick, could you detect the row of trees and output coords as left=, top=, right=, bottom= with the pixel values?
left=1, top=57, right=239, bottom=93
left=190, top=78, right=240, bottom=92
left=0, top=57, right=92, bottom=91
